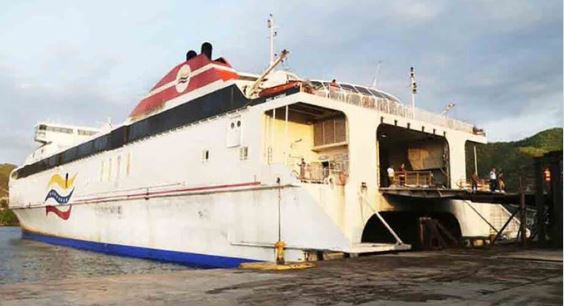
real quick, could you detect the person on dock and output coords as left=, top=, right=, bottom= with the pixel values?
left=471, top=172, right=479, bottom=193
left=489, top=168, right=497, bottom=192
left=387, top=166, right=395, bottom=187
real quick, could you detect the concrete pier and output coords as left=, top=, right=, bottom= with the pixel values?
left=1, top=246, right=561, bottom=305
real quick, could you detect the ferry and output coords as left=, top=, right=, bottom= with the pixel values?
left=9, top=21, right=521, bottom=268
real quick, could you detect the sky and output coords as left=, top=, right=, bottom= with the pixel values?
left=0, top=0, right=562, bottom=164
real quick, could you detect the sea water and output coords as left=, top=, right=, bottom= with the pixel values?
left=0, top=227, right=189, bottom=285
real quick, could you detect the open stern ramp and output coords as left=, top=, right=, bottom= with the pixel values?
left=347, top=243, right=411, bottom=254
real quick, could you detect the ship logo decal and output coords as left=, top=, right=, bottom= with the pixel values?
left=45, top=205, right=72, bottom=220
left=44, top=173, right=76, bottom=220
left=47, top=173, right=77, bottom=190
left=175, top=64, right=191, bottom=93
left=44, top=189, right=74, bottom=204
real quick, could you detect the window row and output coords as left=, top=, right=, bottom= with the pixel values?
left=14, top=85, right=250, bottom=179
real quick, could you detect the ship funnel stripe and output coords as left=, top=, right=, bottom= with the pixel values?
left=151, top=54, right=233, bottom=91
left=132, top=63, right=238, bottom=119
left=143, top=64, right=236, bottom=99
left=130, top=70, right=239, bottom=119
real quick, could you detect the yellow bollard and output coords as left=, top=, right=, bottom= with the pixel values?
left=239, top=240, right=315, bottom=271
left=275, top=240, right=285, bottom=265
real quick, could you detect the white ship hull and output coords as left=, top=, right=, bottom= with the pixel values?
left=15, top=184, right=351, bottom=267
left=10, top=44, right=521, bottom=267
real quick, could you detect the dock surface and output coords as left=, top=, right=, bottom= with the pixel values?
left=1, top=246, right=561, bottom=305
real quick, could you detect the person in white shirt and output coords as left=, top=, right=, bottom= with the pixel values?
left=489, top=168, right=497, bottom=192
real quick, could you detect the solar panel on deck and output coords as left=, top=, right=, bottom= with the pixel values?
left=339, top=84, right=358, bottom=92
left=368, top=89, right=385, bottom=98
left=354, top=86, right=373, bottom=95
left=311, top=81, right=323, bottom=89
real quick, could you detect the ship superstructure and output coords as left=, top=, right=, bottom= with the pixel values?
left=9, top=38, right=521, bottom=267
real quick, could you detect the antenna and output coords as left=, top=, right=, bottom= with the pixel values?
left=267, top=14, right=278, bottom=65
left=371, top=61, right=383, bottom=88
left=410, top=67, right=417, bottom=114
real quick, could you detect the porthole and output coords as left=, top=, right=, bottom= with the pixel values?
left=237, top=120, right=241, bottom=127
left=231, top=122, right=235, bottom=129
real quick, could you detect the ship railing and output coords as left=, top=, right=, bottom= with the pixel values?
left=391, top=171, right=433, bottom=188
left=311, top=87, right=476, bottom=134
left=291, top=159, right=349, bottom=185
left=456, top=178, right=491, bottom=192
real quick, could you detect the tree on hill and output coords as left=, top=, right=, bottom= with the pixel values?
left=0, top=163, right=18, bottom=225
left=0, top=163, right=16, bottom=198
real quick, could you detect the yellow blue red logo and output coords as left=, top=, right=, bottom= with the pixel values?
left=44, top=173, right=76, bottom=220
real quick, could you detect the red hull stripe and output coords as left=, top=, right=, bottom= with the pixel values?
left=74, top=181, right=261, bottom=204
left=45, top=205, right=72, bottom=220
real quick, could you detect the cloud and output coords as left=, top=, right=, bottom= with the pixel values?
left=480, top=91, right=562, bottom=141
left=0, top=64, right=132, bottom=164
left=0, top=0, right=561, bottom=164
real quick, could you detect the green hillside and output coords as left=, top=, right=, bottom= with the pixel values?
left=0, top=163, right=16, bottom=197
left=466, top=128, right=563, bottom=191
left=0, top=163, right=17, bottom=225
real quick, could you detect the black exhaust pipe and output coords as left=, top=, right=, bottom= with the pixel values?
left=201, top=42, right=212, bottom=59
left=186, top=50, right=197, bottom=61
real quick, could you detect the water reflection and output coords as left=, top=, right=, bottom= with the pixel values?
left=0, top=227, right=189, bottom=285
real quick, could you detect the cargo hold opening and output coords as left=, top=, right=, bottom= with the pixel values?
left=377, top=124, right=450, bottom=188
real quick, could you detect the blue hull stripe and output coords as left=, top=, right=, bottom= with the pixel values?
left=22, top=231, right=258, bottom=268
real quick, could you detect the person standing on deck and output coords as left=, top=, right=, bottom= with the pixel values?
left=328, top=79, right=340, bottom=99
left=387, top=166, right=395, bottom=187
left=329, top=79, right=338, bottom=90
left=471, top=172, right=479, bottom=193
left=299, top=158, right=307, bottom=181
left=498, top=169, right=505, bottom=192
left=399, top=163, right=406, bottom=186
left=489, top=168, right=497, bottom=192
